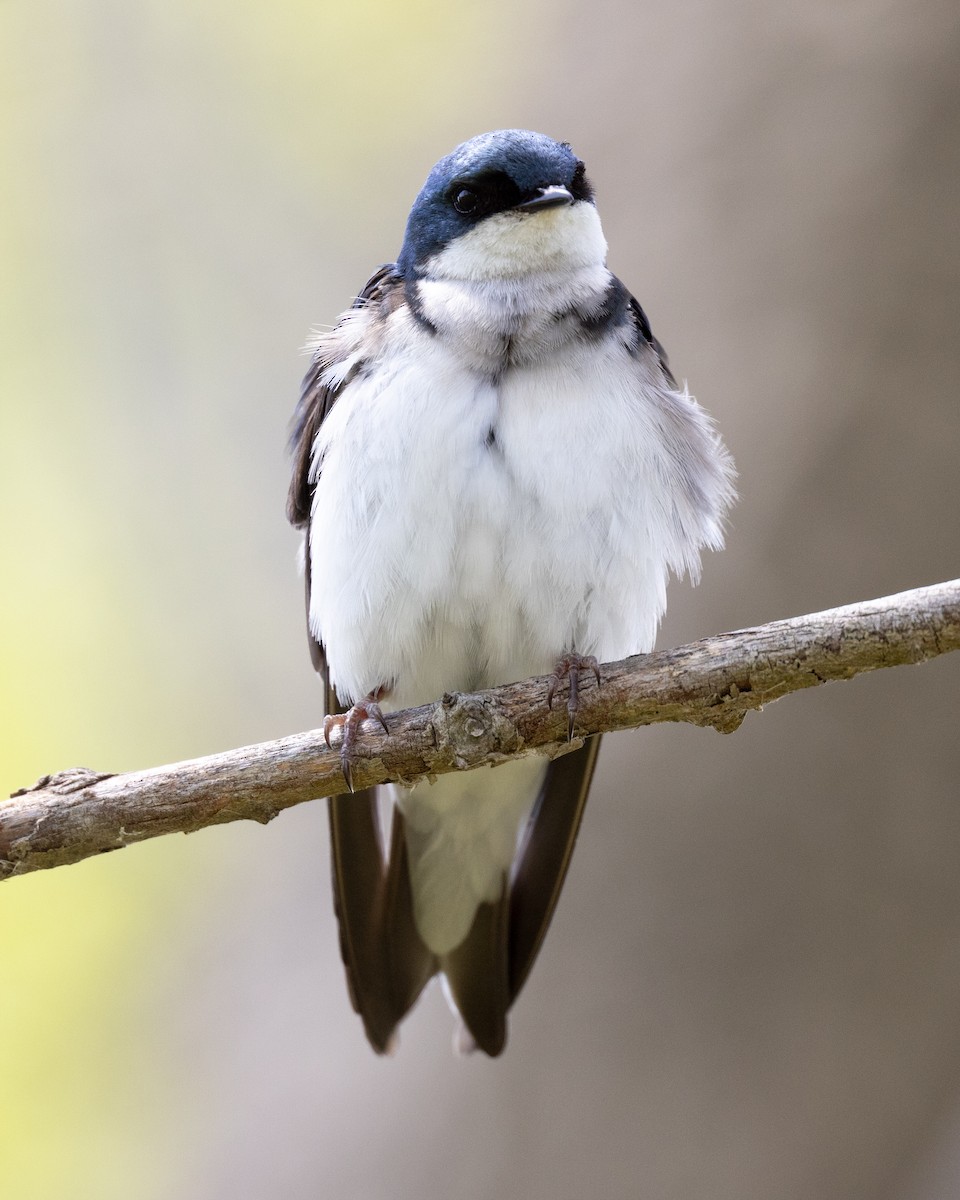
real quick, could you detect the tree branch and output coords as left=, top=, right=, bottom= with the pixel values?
left=4, top=580, right=958, bottom=882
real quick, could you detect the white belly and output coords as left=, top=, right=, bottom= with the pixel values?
left=308, top=331, right=674, bottom=708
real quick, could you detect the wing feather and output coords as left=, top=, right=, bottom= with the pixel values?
left=288, top=264, right=436, bottom=1053
left=287, top=263, right=404, bottom=691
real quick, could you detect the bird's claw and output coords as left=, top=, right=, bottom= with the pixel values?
left=546, top=653, right=601, bottom=740
left=323, top=696, right=390, bottom=791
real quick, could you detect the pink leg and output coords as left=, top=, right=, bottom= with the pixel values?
left=323, top=689, right=390, bottom=792
left=546, top=653, right=602, bottom=740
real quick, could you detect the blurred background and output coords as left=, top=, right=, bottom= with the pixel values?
left=2, top=2, right=959, bottom=1197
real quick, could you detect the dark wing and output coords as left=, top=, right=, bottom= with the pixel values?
left=626, top=289, right=677, bottom=387
left=507, top=737, right=601, bottom=1001
left=287, top=263, right=435, bottom=1053
left=285, top=341, right=339, bottom=529
left=287, top=261, right=403, bottom=530
left=287, top=259, right=403, bottom=525
left=287, top=262, right=404, bottom=689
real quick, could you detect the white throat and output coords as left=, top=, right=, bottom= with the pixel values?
left=424, top=202, right=608, bottom=282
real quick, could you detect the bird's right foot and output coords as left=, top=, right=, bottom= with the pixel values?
left=323, top=691, right=390, bottom=792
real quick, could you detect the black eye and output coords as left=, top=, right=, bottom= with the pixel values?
left=452, top=188, right=480, bottom=215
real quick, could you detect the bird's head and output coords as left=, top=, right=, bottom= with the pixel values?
left=397, top=130, right=607, bottom=282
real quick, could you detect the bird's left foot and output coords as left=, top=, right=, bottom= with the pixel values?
left=323, top=691, right=390, bottom=792
left=546, top=653, right=601, bottom=740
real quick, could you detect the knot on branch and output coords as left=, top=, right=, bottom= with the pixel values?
left=431, top=692, right=525, bottom=770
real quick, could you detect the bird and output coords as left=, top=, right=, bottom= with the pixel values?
left=287, top=129, right=735, bottom=1056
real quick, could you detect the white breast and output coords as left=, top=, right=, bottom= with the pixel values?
left=308, top=306, right=512, bottom=709
left=309, top=311, right=726, bottom=703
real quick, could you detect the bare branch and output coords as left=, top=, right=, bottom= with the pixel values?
left=4, top=579, right=958, bottom=882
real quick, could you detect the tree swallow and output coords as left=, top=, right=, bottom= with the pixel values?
left=287, top=129, right=735, bottom=1055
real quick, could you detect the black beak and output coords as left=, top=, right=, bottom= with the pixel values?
left=515, top=185, right=575, bottom=212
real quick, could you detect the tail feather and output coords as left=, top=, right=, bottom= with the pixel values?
left=328, top=736, right=600, bottom=1053
left=440, top=888, right=511, bottom=1056
left=382, top=810, right=437, bottom=1017
left=328, top=794, right=434, bottom=1053
left=508, top=736, right=601, bottom=1000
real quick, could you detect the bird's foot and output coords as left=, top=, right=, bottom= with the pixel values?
left=546, top=653, right=601, bottom=740
left=323, top=691, right=390, bottom=792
